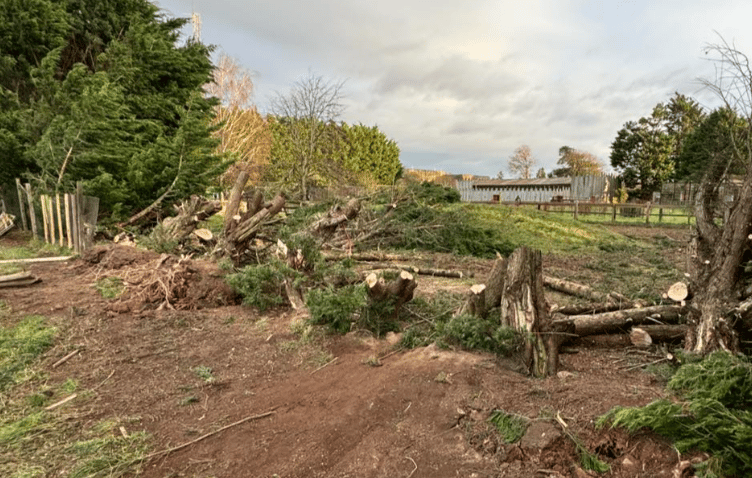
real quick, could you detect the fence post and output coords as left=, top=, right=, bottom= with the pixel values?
left=76, top=182, right=85, bottom=251
left=574, top=201, right=579, bottom=220
left=645, top=202, right=651, bottom=224
left=24, top=183, right=38, bottom=238
left=41, top=194, right=50, bottom=243
left=612, top=204, right=617, bottom=222
left=56, top=193, right=64, bottom=246
left=15, top=179, right=27, bottom=231
left=64, top=194, right=73, bottom=250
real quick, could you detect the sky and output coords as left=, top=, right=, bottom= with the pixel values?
left=155, top=0, right=752, bottom=178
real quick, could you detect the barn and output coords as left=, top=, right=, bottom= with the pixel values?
left=456, top=175, right=616, bottom=203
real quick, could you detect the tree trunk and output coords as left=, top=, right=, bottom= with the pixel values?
left=484, top=255, right=508, bottom=311
left=688, top=159, right=752, bottom=353
left=310, top=198, right=360, bottom=236
left=224, top=170, right=250, bottom=235
left=499, top=247, right=559, bottom=377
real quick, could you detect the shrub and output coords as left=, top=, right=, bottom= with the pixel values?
left=225, top=261, right=292, bottom=311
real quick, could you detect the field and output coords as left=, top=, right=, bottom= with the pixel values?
left=0, top=215, right=698, bottom=478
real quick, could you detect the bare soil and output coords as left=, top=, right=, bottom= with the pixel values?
left=0, top=226, right=693, bottom=478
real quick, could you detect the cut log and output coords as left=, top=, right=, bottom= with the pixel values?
left=556, top=305, right=686, bottom=337
left=365, top=270, right=417, bottom=319
left=666, top=282, right=692, bottom=302
left=543, top=275, right=630, bottom=306
left=161, top=195, right=221, bottom=242
left=0, top=271, right=40, bottom=288
left=460, top=284, right=487, bottom=318
left=229, top=193, right=285, bottom=244
left=552, top=302, right=625, bottom=315
left=364, top=263, right=466, bottom=279
left=500, top=247, right=559, bottom=377
left=630, top=325, right=689, bottom=347
left=310, top=198, right=361, bottom=235
left=223, top=170, right=250, bottom=235
left=193, top=228, right=213, bottom=242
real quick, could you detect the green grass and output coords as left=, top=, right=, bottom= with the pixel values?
left=0, top=315, right=151, bottom=477
left=94, top=276, right=126, bottom=299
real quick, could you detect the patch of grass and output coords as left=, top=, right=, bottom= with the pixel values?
left=0, top=315, right=56, bottom=392
left=94, top=276, right=125, bottom=299
left=68, top=429, right=150, bottom=478
left=179, top=395, right=199, bottom=406
left=191, top=365, right=215, bottom=383
left=488, top=409, right=529, bottom=444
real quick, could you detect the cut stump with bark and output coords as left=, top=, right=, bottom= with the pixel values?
left=499, top=246, right=560, bottom=377
left=365, top=271, right=417, bottom=319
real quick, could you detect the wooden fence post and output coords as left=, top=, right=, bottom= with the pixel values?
left=645, top=202, right=651, bottom=224
left=56, top=193, right=64, bottom=246
left=24, top=183, right=37, bottom=238
left=612, top=203, right=617, bottom=222
left=64, top=194, right=73, bottom=250
left=574, top=201, right=579, bottom=221
left=76, top=182, right=85, bottom=251
left=15, top=179, right=27, bottom=231
left=41, top=194, right=49, bottom=243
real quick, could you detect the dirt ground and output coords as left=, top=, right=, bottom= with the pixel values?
left=0, top=226, right=694, bottom=478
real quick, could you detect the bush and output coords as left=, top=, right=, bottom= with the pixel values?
left=225, top=261, right=292, bottom=311
left=306, top=284, right=368, bottom=334
left=436, top=314, right=519, bottom=355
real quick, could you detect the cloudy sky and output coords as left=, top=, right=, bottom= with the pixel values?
left=155, top=0, right=752, bottom=178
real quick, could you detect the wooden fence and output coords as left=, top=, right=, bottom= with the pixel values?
left=13, top=179, right=99, bottom=253
left=498, top=201, right=694, bottom=225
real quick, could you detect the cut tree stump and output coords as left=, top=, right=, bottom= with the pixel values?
left=365, top=270, right=417, bottom=319
left=556, top=305, right=686, bottom=337
left=500, top=247, right=560, bottom=377
left=630, top=324, right=689, bottom=347
left=461, top=284, right=487, bottom=318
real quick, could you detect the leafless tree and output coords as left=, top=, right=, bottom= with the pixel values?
left=508, top=145, right=536, bottom=179
left=269, top=72, right=346, bottom=200
left=687, top=36, right=752, bottom=353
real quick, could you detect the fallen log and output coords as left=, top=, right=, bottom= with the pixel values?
left=552, top=302, right=625, bottom=316
left=310, top=198, right=360, bottom=235
left=0, top=271, right=40, bottom=288
left=160, top=195, right=221, bottom=242
left=630, top=324, right=689, bottom=347
left=364, top=263, right=467, bottom=279
left=543, top=275, right=631, bottom=306
left=555, top=305, right=686, bottom=337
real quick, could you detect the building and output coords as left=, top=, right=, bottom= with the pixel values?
left=457, top=175, right=617, bottom=203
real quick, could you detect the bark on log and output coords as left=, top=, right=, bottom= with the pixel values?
left=310, top=198, right=360, bottom=235
left=630, top=325, right=689, bottom=347
left=460, top=284, right=487, bottom=318
left=161, top=196, right=221, bottom=242
left=365, top=270, right=417, bottom=318
left=500, top=247, right=559, bottom=377
left=224, top=170, right=250, bottom=235
left=364, top=263, right=467, bottom=279
left=543, top=275, right=630, bottom=306
left=557, top=305, right=686, bottom=337
left=228, top=193, right=286, bottom=244
left=552, top=302, right=625, bottom=316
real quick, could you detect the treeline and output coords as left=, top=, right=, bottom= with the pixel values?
left=0, top=0, right=403, bottom=222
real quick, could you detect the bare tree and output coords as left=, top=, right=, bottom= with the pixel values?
left=205, top=54, right=271, bottom=186
left=269, top=72, right=346, bottom=200
left=508, top=145, right=536, bottom=179
left=687, top=37, right=752, bottom=353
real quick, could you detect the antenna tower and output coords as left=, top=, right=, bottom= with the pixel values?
left=191, top=12, right=202, bottom=42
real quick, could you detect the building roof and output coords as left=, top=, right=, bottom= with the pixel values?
left=473, top=177, right=571, bottom=188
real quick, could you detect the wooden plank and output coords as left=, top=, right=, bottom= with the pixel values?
left=56, top=193, right=64, bottom=247
left=0, top=271, right=32, bottom=282
left=41, top=194, right=50, bottom=243
left=24, top=183, right=37, bottom=238
left=64, top=193, right=73, bottom=249
left=15, top=178, right=27, bottom=231
left=0, top=256, right=73, bottom=265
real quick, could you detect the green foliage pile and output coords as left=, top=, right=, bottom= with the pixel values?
left=0, top=0, right=223, bottom=220
left=225, top=261, right=290, bottom=312
left=306, top=284, right=368, bottom=334
left=598, top=352, right=752, bottom=477
left=435, top=314, right=519, bottom=355
left=488, top=409, right=529, bottom=443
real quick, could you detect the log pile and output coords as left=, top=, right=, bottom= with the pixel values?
left=160, top=195, right=221, bottom=243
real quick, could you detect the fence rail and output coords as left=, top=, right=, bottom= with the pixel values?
left=493, top=201, right=694, bottom=225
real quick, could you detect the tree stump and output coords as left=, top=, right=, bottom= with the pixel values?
left=365, top=271, right=417, bottom=319
left=499, top=246, right=559, bottom=377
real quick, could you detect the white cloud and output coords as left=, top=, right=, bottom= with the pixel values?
left=157, top=0, right=752, bottom=176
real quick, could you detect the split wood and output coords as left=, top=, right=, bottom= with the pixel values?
left=142, top=408, right=277, bottom=460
